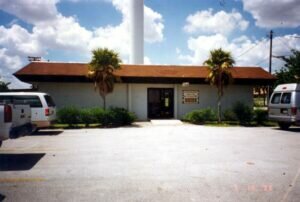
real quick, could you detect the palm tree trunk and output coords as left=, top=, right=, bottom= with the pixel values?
left=218, top=68, right=222, bottom=123
left=103, top=96, right=106, bottom=110
left=217, top=92, right=221, bottom=123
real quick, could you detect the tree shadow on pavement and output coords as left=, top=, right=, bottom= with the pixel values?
left=0, top=193, right=5, bottom=202
left=30, top=130, right=63, bottom=136
left=0, top=153, right=45, bottom=171
left=273, top=127, right=300, bottom=133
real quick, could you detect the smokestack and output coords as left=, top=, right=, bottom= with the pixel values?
left=130, top=0, right=144, bottom=64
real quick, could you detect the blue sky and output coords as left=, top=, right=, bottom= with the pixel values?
left=0, top=0, right=299, bottom=88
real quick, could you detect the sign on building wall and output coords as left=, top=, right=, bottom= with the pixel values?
left=182, top=90, right=199, bottom=104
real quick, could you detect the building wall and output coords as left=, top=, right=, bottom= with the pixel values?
left=35, top=82, right=128, bottom=109
left=35, top=82, right=253, bottom=121
left=177, top=84, right=253, bottom=118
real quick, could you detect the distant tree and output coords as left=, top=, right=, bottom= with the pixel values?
left=88, top=48, right=121, bottom=109
left=204, top=48, right=235, bottom=123
left=275, top=49, right=300, bottom=86
left=0, top=80, right=10, bottom=92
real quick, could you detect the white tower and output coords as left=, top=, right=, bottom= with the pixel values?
left=130, top=0, right=144, bottom=64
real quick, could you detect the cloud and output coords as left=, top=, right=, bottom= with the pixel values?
left=184, top=9, right=249, bottom=36
left=144, top=56, right=152, bottom=64
left=110, top=0, right=164, bottom=43
left=144, top=6, right=164, bottom=43
left=242, top=0, right=300, bottom=28
left=0, top=25, right=46, bottom=57
left=0, top=0, right=164, bottom=88
left=178, top=34, right=300, bottom=72
left=0, top=0, right=59, bottom=24
left=0, top=48, right=31, bottom=88
left=0, top=48, right=23, bottom=72
left=91, top=0, right=164, bottom=59
left=7, top=19, right=19, bottom=27
left=33, top=15, right=92, bottom=52
left=91, top=23, right=129, bottom=60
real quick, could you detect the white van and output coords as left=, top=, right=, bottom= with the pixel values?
left=268, top=83, right=300, bottom=130
left=0, top=92, right=56, bottom=128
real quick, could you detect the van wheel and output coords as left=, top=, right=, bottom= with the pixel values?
left=278, top=122, right=291, bottom=130
left=32, top=127, right=39, bottom=134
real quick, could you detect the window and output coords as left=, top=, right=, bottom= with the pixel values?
left=281, top=93, right=291, bottom=104
left=271, top=93, right=281, bottom=104
left=13, top=96, right=43, bottom=108
left=44, top=95, right=56, bottom=107
left=0, top=96, right=13, bottom=104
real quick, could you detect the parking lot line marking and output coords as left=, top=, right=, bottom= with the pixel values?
left=280, top=166, right=300, bottom=202
left=0, top=178, right=45, bottom=183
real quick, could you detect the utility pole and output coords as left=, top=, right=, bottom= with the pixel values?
left=266, top=30, right=273, bottom=105
left=268, top=30, right=273, bottom=73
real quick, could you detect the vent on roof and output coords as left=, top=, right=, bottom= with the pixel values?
left=28, top=56, right=41, bottom=62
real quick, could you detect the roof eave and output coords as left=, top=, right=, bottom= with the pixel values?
left=15, top=74, right=276, bottom=85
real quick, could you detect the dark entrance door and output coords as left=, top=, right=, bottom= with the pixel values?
left=148, top=88, right=174, bottom=119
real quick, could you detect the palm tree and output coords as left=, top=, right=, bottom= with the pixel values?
left=204, top=48, right=235, bottom=123
left=0, top=79, right=10, bottom=92
left=88, top=48, right=121, bottom=110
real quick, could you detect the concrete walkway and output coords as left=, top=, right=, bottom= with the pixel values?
left=150, top=119, right=183, bottom=125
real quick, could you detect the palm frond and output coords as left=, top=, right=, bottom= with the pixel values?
left=87, top=48, right=122, bottom=99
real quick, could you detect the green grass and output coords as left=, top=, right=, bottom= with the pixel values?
left=184, top=120, right=277, bottom=127
left=205, top=122, right=238, bottom=127
left=52, top=121, right=278, bottom=129
left=205, top=121, right=277, bottom=127
left=50, top=123, right=101, bottom=129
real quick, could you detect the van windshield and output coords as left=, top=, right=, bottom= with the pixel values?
left=44, top=95, right=56, bottom=107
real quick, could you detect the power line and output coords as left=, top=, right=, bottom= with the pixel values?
left=273, top=32, right=300, bottom=52
left=277, top=37, right=294, bottom=52
left=236, top=42, right=262, bottom=58
left=281, top=36, right=299, bottom=51
left=255, top=55, right=269, bottom=66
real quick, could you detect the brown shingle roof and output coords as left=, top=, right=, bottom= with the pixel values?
left=14, top=62, right=275, bottom=81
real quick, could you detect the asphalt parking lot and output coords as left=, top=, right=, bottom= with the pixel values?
left=0, top=123, right=300, bottom=202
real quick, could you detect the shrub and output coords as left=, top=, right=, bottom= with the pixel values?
left=58, top=106, right=135, bottom=127
left=223, top=109, right=237, bottom=121
left=90, top=107, right=107, bottom=124
left=80, top=108, right=96, bottom=127
left=108, top=107, right=136, bottom=127
left=183, top=108, right=217, bottom=124
left=90, top=107, right=136, bottom=127
left=254, top=109, right=268, bottom=125
left=232, top=102, right=254, bottom=125
left=57, top=106, right=81, bottom=126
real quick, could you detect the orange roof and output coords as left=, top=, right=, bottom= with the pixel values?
left=14, top=62, right=275, bottom=81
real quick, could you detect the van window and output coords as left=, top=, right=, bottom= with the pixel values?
left=44, top=95, right=56, bottom=107
left=0, top=96, right=13, bottom=104
left=13, top=96, right=43, bottom=108
left=281, top=93, right=291, bottom=104
left=271, top=93, right=281, bottom=104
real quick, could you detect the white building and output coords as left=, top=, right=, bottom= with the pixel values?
left=14, top=62, right=275, bottom=120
